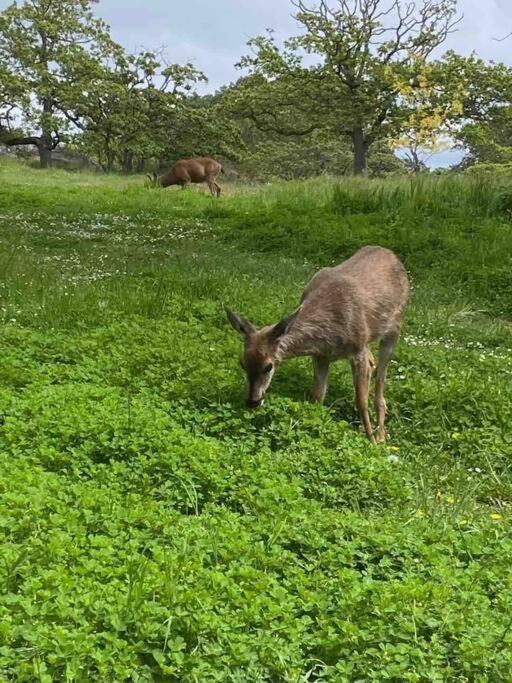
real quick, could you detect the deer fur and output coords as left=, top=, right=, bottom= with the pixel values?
left=227, top=245, right=409, bottom=443
left=147, top=157, right=223, bottom=197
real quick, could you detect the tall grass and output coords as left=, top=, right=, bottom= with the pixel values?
left=3, top=157, right=512, bottom=218
left=2, top=158, right=512, bottom=319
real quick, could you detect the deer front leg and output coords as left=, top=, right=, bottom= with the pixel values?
left=312, top=356, right=330, bottom=404
left=351, top=350, right=375, bottom=444
left=374, top=332, right=399, bottom=443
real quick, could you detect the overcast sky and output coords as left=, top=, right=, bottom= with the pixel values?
left=89, top=0, right=512, bottom=93
left=2, top=0, right=511, bottom=166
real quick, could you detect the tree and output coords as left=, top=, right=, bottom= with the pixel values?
left=436, top=52, right=512, bottom=167
left=391, top=58, right=464, bottom=172
left=0, top=0, right=116, bottom=167
left=61, top=50, right=208, bottom=172
left=229, top=105, right=403, bottom=180
left=64, top=49, right=242, bottom=173
left=236, top=0, right=460, bottom=174
left=156, top=92, right=243, bottom=169
left=457, top=107, right=512, bottom=166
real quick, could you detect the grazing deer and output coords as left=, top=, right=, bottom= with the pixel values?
left=227, top=246, right=409, bottom=443
left=147, top=157, right=224, bottom=197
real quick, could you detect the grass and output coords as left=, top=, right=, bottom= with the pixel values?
left=1, top=159, right=512, bottom=681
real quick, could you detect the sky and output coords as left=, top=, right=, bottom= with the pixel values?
left=89, top=0, right=512, bottom=93
left=2, top=0, right=512, bottom=167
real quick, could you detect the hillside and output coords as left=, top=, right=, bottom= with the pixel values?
left=1, top=160, right=512, bottom=680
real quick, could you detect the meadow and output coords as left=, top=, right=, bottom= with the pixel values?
left=1, top=160, right=512, bottom=681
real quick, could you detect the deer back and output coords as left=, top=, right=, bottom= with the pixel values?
left=170, top=157, right=221, bottom=184
left=277, top=246, right=409, bottom=360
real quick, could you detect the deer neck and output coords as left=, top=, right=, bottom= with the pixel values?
left=276, top=324, right=319, bottom=361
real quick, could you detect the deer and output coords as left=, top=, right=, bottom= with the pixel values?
left=147, top=157, right=224, bottom=197
left=227, top=246, right=409, bottom=444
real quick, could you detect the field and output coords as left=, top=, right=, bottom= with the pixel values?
left=1, top=160, right=512, bottom=682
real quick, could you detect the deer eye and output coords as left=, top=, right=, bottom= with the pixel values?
left=263, top=363, right=273, bottom=374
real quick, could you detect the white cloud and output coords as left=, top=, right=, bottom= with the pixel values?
left=92, top=0, right=300, bottom=91
left=86, top=0, right=512, bottom=91
left=446, top=0, right=512, bottom=62
left=1, top=0, right=510, bottom=90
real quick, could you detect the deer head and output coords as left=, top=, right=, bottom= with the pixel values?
left=226, top=308, right=298, bottom=408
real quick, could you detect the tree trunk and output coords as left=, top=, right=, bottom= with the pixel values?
left=38, top=137, right=53, bottom=169
left=4, top=135, right=52, bottom=168
left=121, top=150, right=133, bottom=174
left=103, top=133, right=114, bottom=173
left=352, top=128, right=368, bottom=175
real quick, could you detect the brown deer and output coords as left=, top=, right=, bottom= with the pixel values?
left=147, top=157, right=224, bottom=197
left=227, top=246, right=409, bottom=443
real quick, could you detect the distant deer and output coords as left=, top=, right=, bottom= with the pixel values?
left=227, top=246, right=409, bottom=443
left=147, top=157, right=224, bottom=197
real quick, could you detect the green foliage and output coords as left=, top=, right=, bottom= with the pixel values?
left=153, top=93, right=243, bottom=168
left=230, top=123, right=405, bottom=180
left=1, top=160, right=512, bottom=679
left=463, top=162, right=512, bottom=177
left=233, top=0, right=459, bottom=174
left=67, top=53, right=209, bottom=172
left=0, top=0, right=216, bottom=173
left=458, top=105, right=512, bottom=167
left=439, top=52, right=512, bottom=167
left=0, top=0, right=116, bottom=165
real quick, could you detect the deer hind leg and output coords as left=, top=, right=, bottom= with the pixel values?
left=312, top=356, right=330, bottom=404
left=351, top=349, right=375, bottom=444
left=213, top=172, right=222, bottom=197
left=374, top=331, right=400, bottom=443
left=206, top=175, right=218, bottom=197
left=368, top=349, right=376, bottom=381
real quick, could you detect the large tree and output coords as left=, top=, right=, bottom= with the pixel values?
left=0, top=0, right=116, bottom=167
left=61, top=51, right=209, bottom=172
left=433, top=52, right=512, bottom=167
left=235, top=0, right=460, bottom=174
left=458, top=110, right=512, bottom=167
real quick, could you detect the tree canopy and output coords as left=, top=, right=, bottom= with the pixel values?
left=1, top=0, right=511, bottom=177
left=0, top=0, right=117, bottom=166
left=233, top=0, right=461, bottom=174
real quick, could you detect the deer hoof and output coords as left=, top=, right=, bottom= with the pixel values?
left=374, top=426, right=387, bottom=444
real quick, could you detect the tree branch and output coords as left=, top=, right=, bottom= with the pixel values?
left=494, top=30, right=512, bottom=42
left=4, top=136, right=42, bottom=148
left=245, top=103, right=319, bottom=137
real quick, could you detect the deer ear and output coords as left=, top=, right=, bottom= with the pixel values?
left=226, top=309, right=255, bottom=336
left=271, top=308, right=300, bottom=340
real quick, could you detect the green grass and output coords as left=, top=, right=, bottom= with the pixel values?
left=1, top=159, right=512, bottom=681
